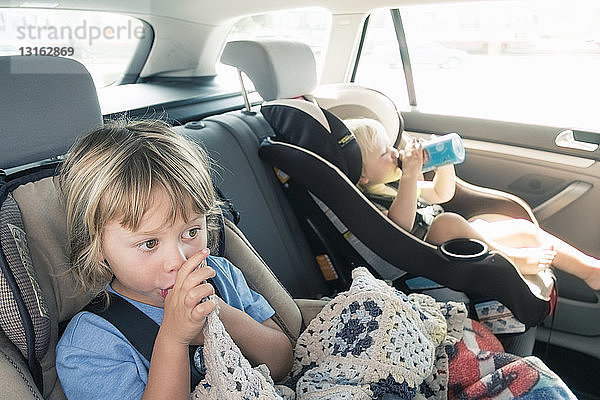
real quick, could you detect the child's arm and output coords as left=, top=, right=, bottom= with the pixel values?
left=217, top=301, right=293, bottom=381
left=418, top=164, right=456, bottom=204
left=143, top=250, right=216, bottom=400
left=388, top=140, right=422, bottom=231
left=143, top=329, right=192, bottom=400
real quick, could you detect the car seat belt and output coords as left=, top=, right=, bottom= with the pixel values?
left=84, top=287, right=220, bottom=391
left=84, top=293, right=158, bottom=363
left=215, top=186, right=240, bottom=225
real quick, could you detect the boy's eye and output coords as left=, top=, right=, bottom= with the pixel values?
left=141, top=239, right=158, bottom=250
left=185, top=227, right=199, bottom=239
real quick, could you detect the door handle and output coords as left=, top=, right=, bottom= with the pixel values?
left=555, top=129, right=599, bottom=151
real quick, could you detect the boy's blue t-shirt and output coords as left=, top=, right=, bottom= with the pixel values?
left=56, top=256, right=275, bottom=400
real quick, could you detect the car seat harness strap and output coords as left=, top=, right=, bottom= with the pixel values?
left=84, top=291, right=222, bottom=390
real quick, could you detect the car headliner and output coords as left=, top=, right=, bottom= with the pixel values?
left=0, top=0, right=484, bottom=79
left=0, top=0, right=480, bottom=24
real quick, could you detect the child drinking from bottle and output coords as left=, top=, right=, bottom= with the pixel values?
left=346, top=117, right=600, bottom=290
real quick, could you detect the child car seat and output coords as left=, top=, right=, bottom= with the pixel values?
left=314, top=83, right=405, bottom=148
left=0, top=55, right=303, bottom=399
left=313, top=83, right=537, bottom=222
left=220, top=39, right=555, bottom=330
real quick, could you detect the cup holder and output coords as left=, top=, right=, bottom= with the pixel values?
left=440, top=238, right=489, bottom=261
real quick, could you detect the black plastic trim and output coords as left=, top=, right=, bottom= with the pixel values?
left=350, top=14, right=369, bottom=83
left=118, top=19, right=155, bottom=85
left=390, top=8, right=417, bottom=107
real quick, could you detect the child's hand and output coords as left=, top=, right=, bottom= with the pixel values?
left=399, top=139, right=424, bottom=178
left=160, top=248, right=216, bottom=346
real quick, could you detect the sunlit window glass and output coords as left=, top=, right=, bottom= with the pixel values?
left=401, top=0, right=600, bottom=129
left=0, top=9, right=148, bottom=87
left=353, top=10, right=410, bottom=111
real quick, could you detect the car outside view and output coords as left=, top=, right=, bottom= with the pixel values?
left=356, top=2, right=600, bottom=130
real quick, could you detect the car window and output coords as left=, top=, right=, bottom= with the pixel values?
left=216, top=7, right=331, bottom=94
left=355, top=1, right=600, bottom=130
left=0, top=8, right=150, bottom=87
left=353, top=11, right=411, bottom=111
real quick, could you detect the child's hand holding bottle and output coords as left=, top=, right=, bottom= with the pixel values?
left=399, top=138, right=425, bottom=179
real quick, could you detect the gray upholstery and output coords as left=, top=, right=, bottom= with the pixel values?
left=176, top=112, right=330, bottom=299
left=13, top=178, right=84, bottom=400
left=220, top=40, right=316, bottom=101
left=0, top=331, right=41, bottom=400
left=0, top=55, right=104, bottom=399
left=0, top=56, right=102, bottom=169
left=221, top=218, right=302, bottom=344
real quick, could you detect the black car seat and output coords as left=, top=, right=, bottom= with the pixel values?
left=220, top=39, right=556, bottom=334
left=0, top=55, right=304, bottom=399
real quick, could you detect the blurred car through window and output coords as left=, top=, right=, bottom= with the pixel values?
left=355, top=0, right=600, bottom=131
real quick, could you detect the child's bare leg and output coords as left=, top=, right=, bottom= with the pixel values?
left=542, top=234, right=600, bottom=290
left=470, top=218, right=544, bottom=248
left=425, top=212, right=486, bottom=244
left=431, top=215, right=600, bottom=289
left=478, top=219, right=600, bottom=289
left=425, top=213, right=555, bottom=274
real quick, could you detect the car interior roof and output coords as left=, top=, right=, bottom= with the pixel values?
left=0, top=0, right=484, bottom=120
left=0, top=0, right=476, bottom=23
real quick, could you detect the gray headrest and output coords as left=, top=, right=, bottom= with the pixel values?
left=0, top=56, right=102, bottom=169
left=220, top=39, right=317, bottom=101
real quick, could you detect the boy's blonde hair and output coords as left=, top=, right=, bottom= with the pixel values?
left=58, top=119, right=219, bottom=295
left=343, top=118, right=387, bottom=164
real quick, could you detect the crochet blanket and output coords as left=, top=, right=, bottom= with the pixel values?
left=190, top=302, right=290, bottom=400
left=289, top=267, right=466, bottom=399
left=191, top=267, right=575, bottom=400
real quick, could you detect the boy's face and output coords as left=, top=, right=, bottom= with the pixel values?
left=102, top=188, right=208, bottom=307
left=360, top=129, right=401, bottom=185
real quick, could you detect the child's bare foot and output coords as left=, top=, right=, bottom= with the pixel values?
left=503, top=246, right=556, bottom=275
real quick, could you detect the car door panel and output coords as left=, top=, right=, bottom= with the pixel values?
left=403, top=112, right=600, bottom=161
left=402, top=112, right=600, bottom=360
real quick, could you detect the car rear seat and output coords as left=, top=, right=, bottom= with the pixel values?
left=173, top=111, right=330, bottom=299
left=0, top=55, right=322, bottom=399
left=179, top=103, right=544, bottom=357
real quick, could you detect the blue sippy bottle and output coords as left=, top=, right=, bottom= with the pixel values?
left=420, top=132, right=465, bottom=172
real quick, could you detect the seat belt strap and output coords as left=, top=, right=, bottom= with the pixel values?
left=84, top=293, right=204, bottom=390
left=84, top=294, right=158, bottom=362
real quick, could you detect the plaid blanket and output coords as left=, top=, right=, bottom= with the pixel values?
left=448, top=319, right=576, bottom=400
